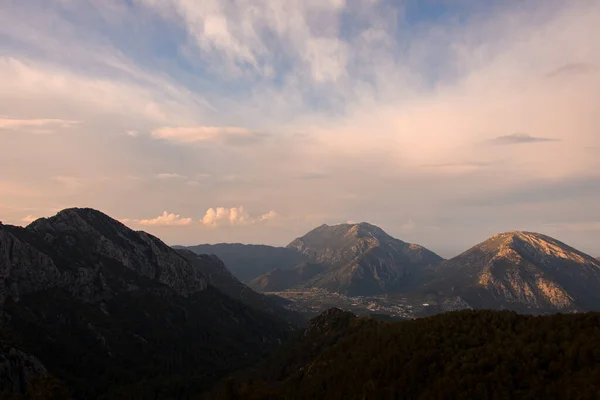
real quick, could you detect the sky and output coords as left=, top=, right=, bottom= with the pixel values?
left=1, top=0, right=599, bottom=258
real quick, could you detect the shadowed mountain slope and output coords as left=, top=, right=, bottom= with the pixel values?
left=178, top=243, right=306, bottom=282
left=0, top=208, right=295, bottom=399
left=248, top=262, right=327, bottom=292
left=176, top=249, right=305, bottom=326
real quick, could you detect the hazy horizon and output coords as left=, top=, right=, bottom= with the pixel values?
left=1, top=1, right=599, bottom=258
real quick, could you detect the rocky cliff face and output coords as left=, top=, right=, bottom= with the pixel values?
left=28, top=208, right=207, bottom=297
left=424, top=231, right=600, bottom=312
left=0, top=342, right=48, bottom=395
left=0, top=208, right=294, bottom=399
left=281, top=223, right=443, bottom=295
left=1, top=209, right=207, bottom=307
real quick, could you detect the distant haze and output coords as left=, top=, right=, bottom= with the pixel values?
left=1, top=1, right=599, bottom=259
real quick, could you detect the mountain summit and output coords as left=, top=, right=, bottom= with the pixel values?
left=250, top=222, right=443, bottom=295
left=425, top=231, right=600, bottom=312
left=0, top=207, right=294, bottom=398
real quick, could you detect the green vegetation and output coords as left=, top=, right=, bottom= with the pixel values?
left=213, top=309, right=600, bottom=399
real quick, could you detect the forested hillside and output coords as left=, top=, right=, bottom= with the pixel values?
left=213, top=309, right=600, bottom=400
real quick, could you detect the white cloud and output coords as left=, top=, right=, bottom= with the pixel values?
left=2, top=1, right=600, bottom=254
left=544, top=222, right=600, bottom=233
left=201, top=206, right=278, bottom=227
left=155, top=173, right=186, bottom=180
left=0, top=117, right=79, bottom=134
left=126, top=130, right=139, bottom=137
left=0, top=57, right=206, bottom=127
left=151, top=126, right=265, bottom=144
left=122, top=211, right=193, bottom=227
left=135, top=0, right=352, bottom=82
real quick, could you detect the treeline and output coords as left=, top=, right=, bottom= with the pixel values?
left=212, top=309, right=600, bottom=399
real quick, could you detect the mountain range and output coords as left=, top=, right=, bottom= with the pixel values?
left=2, top=207, right=600, bottom=398
left=0, top=208, right=300, bottom=398
left=184, top=223, right=600, bottom=313
left=187, top=223, right=443, bottom=296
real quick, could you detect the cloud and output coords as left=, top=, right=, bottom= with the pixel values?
left=547, top=63, right=598, bottom=78
left=155, top=173, right=186, bottom=180
left=201, top=206, right=278, bottom=227
left=126, top=130, right=139, bottom=137
left=456, top=176, right=600, bottom=208
left=186, top=173, right=211, bottom=186
left=2, top=0, right=600, bottom=255
left=421, top=162, right=492, bottom=175
left=151, top=126, right=268, bottom=145
left=543, top=222, right=600, bottom=233
left=122, top=211, right=193, bottom=227
left=0, top=117, right=79, bottom=134
left=0, top=56, right=208, bottom=128
left=489, top=133, right=560, bottom=145
left=136, top=0, right=351, bottom=82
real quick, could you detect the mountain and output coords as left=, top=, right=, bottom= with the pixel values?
left=175, top=249, right=305, bottom=326
left=183, top=223, right=442, bottom=296
left=178, top=244, right=305, bottom=282
left=213, top=309, right=600, bottom=399
left=248, top=262, right=328, bottom=292
left=0, top=341, right=71, bottom=398
left=421, top=231, right=600, bottom=313
left=0, top=208, right=294, bottom=399
left=281, top=222, right=443, bottom=295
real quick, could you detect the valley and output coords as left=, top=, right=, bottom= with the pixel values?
left=263, top=288, right=429, bottom=319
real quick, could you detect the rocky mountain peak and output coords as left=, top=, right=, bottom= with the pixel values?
left=1, top=208, right=298, bottom=398
left=482, top=231, right=599, bottom=266
left=29, top=207, right=131, bottom=238
left=307, top=222, right=392, bottom=241
left=279, top=222, right=443, bottom=295
left=2, top=207, right=207, bottom=302
left=430, top=231, right=600, bottom=312
left=287, top=222, right=399, bottom=260
left=347, top=222, right=392, bottom=241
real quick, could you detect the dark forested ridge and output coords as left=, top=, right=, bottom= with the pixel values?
left=213, top=309, right=600, bottom=400
left=0, top=208, right=295, bottom=399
